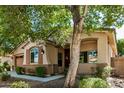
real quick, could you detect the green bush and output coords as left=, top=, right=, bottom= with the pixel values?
left=96, top=66, right=112, bottom=79
left=35, top=67, right=45, bottom=77
left=64, top=68, right=68, bottom=76
left=3, top=61, right=11, bottom=71
left=102, top=66, right=112, bottom=79
left=79, top=77, right=109, bottom=88
left=96, top=66, right=103, bottom=78
left=10, top=81, right=30, bottom=88
left=93, top=78, right=109, bottom=88
left=15, top=67, right=25, bottom=74
left=0, top=63, right=11, bottom=81
left=0, top=63, right=5, bottom=72
left=0, top=72, right=11, bottom=81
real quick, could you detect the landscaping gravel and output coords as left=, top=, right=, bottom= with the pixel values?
left=107, top=77, right=124, bottom=88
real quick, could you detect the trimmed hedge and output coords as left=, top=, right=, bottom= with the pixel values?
left=64, top=68, right=68, bottom=76
left=35, top=67, right=45, bottom=77
left=96, top=66, right=112, bottom=79
left=79, top=77, right=109, bottom=88
left=3, top=61, right=11, bottom=71
left=15, top=67, right=25, bottom=74
left=0, top=72, right=11, bottom=81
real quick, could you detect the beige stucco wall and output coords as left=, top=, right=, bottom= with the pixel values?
left=78, top=63, right=107, bottom=74
left=23, top=41, right=38, bottom=65
left=45, top=45, right=64, bottom=73
left=78, top=63, right=97, bottom=74
left=13, top=41, right=28, bottom=55
left=46, top=44, right=58, bottom=64
left=22, top=41, right=64, bottom=73
left=23, top=41, right=49, bottom=65
left=108, top=45, right=114, bottom=65
left=21, top=41, right=64, bottom=66
left=80, top=32, right=112, bottom=64
left=80, top=40, right=97, bottom=52
left=12, top=39, right=65, bottom=72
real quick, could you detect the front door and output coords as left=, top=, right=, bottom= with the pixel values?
left=64, top=49, right=70, bottom=68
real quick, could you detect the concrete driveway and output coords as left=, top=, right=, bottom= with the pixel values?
left=8, top=71, right=64, bottom=83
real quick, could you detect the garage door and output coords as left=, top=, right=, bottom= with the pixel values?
left=15, top=56, right=23, bottom=66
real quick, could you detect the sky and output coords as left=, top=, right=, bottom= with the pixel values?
left=116, top=25, right=124, bottom=40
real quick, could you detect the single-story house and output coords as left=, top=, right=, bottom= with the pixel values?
left=11, top=29, right=117, bottom=75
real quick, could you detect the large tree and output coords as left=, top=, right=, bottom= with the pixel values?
left=0, top=5, right=124, bottom=87
left=64, top=5, right=124, bottom=87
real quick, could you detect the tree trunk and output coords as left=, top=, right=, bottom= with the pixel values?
left=64, top=5, right=88, bottom=87
left=64, top=32, right=81, bottom=87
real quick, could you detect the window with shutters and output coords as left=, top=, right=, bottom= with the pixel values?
left=30, top=47, right=39, bottom=63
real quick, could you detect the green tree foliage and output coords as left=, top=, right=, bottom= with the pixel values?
left=117, top=39, right=124, bottom=56
left=84, top=6, right=124, bottom=31
left=0, top=5, right=124, bottom=55
left=27, top=6, right=72, bottom=44
left=0, top=6, right=30, bottom=55
left=0, top=6, right=72, bottom=55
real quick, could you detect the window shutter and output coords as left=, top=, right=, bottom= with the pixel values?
left=38, top=47, right=43, bottom=65
left=26, top=49, right=30, bottom=65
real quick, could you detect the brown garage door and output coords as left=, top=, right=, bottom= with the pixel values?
left=15, top=56, right=24, bottom=66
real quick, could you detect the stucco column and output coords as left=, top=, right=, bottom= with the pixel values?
left=22, top=49, right=30, bottom=65
left=97, top=36, right=109, bottom=63
left=12, top=55, right=16, bottom=70
left=23, top=49, right=27, bottom=65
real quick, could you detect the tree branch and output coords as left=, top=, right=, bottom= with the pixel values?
left=83, top=5, right=88, bottom=17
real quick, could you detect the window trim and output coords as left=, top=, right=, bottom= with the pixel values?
left=30, top=47, right=39, bottom=64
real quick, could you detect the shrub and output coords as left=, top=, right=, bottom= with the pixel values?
left=64, top=68, right=68, bottom=76
left=35, top=67, right=45, bottom=77
left=0, top=72, right=11, bottom=81
left=93, top=78, right=109, bottom=88
left=0, top=63, right=5, bottom=72
left=79, top=77, right=95, bottom=88
left=0, top=63, right=11, bottom=81
left=96, top=66, right=103, bottom=78
left=15, top=67, right=25, bottom=74
left=10, top=81, right=30, bottom=88
left=79, top=77, right=109, bottom=88
left=3, top=61, right=11, bottom=71
left=102, top=66, right=112, bottom=79
left=96, top=66, right=112, bottom=79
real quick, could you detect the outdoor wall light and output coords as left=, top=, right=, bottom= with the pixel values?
left=41, top=49, right=45, bottom=54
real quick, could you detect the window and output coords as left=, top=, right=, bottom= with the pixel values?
left=80, top=52, right=84, bottom=63
left=80, top=50, right=97, bottom=63
left=80, top=52, right=87, bottom=63
left=88, top=50, right=97, bottom=63
left=58, top=53, right=63, bottom=66
left=30, top=47, right=39, bottom=63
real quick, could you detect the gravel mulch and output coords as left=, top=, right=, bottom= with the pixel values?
left=107, top=77, right=124, bottom=88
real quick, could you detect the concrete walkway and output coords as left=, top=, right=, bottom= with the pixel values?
left=8, top=71, right=64, bottom=83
